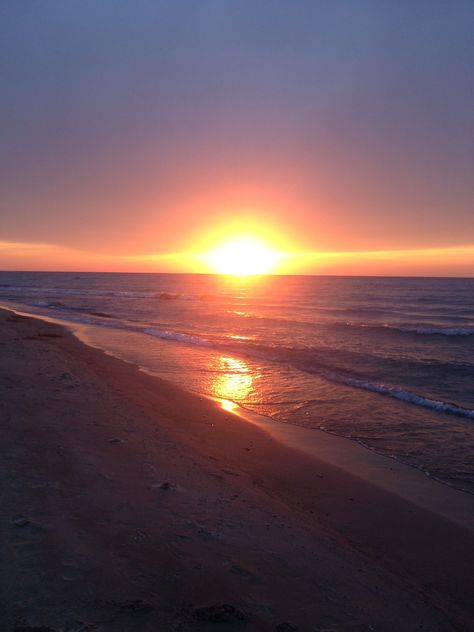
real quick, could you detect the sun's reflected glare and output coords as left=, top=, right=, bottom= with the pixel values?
left=209, top=356, right=253, bottom=411
left=220, top=399, right=239, bottom=413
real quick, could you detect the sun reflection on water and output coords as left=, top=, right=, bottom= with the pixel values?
left=209, top=355, right=253, bottom=412
left=220, top=399, right=239, bottom=413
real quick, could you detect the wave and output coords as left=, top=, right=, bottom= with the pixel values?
left=22, top=301, right=112, bottom=319
left=319, top=371, right=474, bottom=420
left=144, top=328, right=212, bottom=347
left=4, top=298, right=474, bottom=421
left=25, top=300, right=84, bottom=311
left=0, top=286, right=220, bottom=302
left=140, top=327, right=474, bottom=420
left=157, top=292, right=217, bottom=301
left=339, top=321, right=474, bottom=337
left=89, top=311, right=113, bottom=319
left=392, top=325, right=474, bottom=336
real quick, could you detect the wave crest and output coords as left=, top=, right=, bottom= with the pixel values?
left=144, top=328, right=212, bottom=347
left=320, top=371, right=474, bottom=420
left=341, top=321, right=474, bottom=337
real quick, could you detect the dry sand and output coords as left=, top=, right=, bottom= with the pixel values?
left=1, top=308, right=474, bottom=631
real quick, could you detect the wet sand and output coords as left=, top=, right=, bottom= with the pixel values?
left=1, top=308, right=474, bottom=631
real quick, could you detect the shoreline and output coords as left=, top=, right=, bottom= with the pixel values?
left=7, top=302, right=474, bottom=528
left=219, top=401, right=474, bottom=530
left=1, top=307, right=474, bottom=630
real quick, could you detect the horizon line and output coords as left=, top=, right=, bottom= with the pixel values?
left=1, top=269, right=473, bottom=280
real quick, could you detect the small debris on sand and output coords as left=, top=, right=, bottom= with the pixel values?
left=117, top=599, right=154, bottom=613
left=14, top=627, right=57, bottom=632
left=12, top=515, right=30, bottom=527
left=63, top=616, right=95, bottom=631
left=194, top=603, right=246, bottom=623
left=159, top=481, right=173, bottom=490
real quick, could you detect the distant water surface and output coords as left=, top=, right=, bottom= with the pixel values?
left=1, top=272, right=473, bottom=493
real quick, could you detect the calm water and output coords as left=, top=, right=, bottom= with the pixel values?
left=1, top=272, right=474, bottom=493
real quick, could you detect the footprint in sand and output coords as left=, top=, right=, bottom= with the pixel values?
left=228, top=563, right=264, bottom=585
left=152, top=481, right=179, bottom=492
left=193, top=603, right=246, bottom=624
left=61, top=570, right=83, bottom=582
left=60, top=559, right=84, bottom=582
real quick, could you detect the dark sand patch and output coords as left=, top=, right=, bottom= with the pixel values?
left=1, top=308, right=473, bottom=631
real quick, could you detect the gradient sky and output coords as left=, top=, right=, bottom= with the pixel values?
left=1, top=1, right=473, bottom=274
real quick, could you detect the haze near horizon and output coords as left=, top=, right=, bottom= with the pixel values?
left=1, top=1, right=473, bottom=276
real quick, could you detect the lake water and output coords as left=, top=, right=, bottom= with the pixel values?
left=1, top=271, right=473, bottom=493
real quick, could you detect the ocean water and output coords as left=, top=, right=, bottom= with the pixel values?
left=1, top=271, right=474, bottom=493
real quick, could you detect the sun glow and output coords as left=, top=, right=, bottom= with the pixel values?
left=206, top=238, right=281, bottom=276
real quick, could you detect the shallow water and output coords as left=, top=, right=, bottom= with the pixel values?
left=1, top=272, right=473, bottom=493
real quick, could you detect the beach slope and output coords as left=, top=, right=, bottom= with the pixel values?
left=1, top=309, right=473, bottom=631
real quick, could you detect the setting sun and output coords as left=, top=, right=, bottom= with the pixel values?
left=206, top=238, right=281, bottom=276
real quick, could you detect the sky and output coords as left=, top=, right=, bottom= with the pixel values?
left=1, top=0, right=473, bottom=275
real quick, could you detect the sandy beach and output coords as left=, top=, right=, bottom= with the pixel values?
left=1, top=307, right=474, bottom=632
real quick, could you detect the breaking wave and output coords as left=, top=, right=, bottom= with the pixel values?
left=340, top=321, right=474, bottom=337
left=319, top=371, right=474, bottom=420
left=144, top=328, right=212, bottom=346
left=139, top=326, right=474, bottom=420
left=388, top=325, right=474, bottom=336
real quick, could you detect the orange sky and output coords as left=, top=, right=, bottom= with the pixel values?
left=1, top=238, right=473, bottom=277
left=1, top=3, right=473, bottom=276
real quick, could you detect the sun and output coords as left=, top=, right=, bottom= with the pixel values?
left=206, top=238, right=281, bottom=276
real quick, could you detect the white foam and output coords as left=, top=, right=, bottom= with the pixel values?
left=392, top=325, right=474, bottom=336
left=322, top=371, right=474, bottom=420
left=342, top=321, right=474, bottom=336
left=144, top=328, right=212, bottom=347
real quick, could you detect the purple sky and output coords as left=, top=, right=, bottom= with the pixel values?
left=1, top=1, right=473, bottom=273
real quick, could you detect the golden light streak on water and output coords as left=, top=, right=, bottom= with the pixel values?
left=209, top=356, right=253, bottom=408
